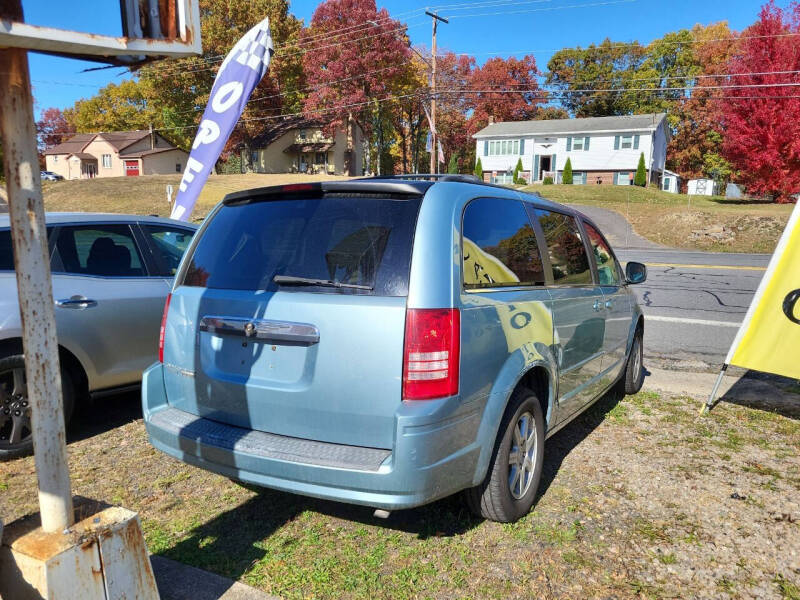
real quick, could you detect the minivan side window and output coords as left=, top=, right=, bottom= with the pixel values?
left=583, top=222, right=621, bottom=286
left=54, top=225, right=145, bottom=277
left=462, top=197, right=546, bottom=289
left=533, top=209, right=592, bottom=285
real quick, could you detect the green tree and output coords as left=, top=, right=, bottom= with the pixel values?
left=562, top=157, right=573, bottom=184
left=64, top=79, right=159, bottom=134
left=138, top=0, right=305, bottom=155
left=546, top=38, right=647, bottom=117
left=448, top=152, right=460, bottom=174
left=634, top=153, right=647, bottom=186
left=474, top=157, right=483, bottom=180
left=512, top=157, right=524, bottom=183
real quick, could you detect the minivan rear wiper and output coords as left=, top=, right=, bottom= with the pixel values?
left=273, top=275, right=373, bottom=290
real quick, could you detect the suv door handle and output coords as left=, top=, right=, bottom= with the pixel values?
left=56, top=296, right=98, bottom=309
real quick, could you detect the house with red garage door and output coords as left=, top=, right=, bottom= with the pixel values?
left=44, top=129, right=189, bottom=180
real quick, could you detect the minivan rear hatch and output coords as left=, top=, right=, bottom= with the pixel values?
left=161, top=183, right=424, bottom=449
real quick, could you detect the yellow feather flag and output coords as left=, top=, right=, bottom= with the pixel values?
left=706, top=201, right=800, bottom=411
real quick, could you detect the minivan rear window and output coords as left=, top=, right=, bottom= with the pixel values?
left=181, top=196, right=421, bottom=296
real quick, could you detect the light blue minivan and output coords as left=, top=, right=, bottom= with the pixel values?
left=143, top=176, right=647, bottom=522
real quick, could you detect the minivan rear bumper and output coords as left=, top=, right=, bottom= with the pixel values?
left=142, top=363, right=483, bottom=510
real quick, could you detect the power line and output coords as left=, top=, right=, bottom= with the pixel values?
left=445, top=0, right=637, bottom=19
left=441, top=31, right=800, bottom=58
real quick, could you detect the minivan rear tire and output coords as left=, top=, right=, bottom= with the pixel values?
left=465, top=386, right=545, bottom=523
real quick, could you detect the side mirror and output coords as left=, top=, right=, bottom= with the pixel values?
left=625, top=261, right=647, bottom=284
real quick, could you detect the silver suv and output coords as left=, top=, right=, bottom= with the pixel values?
left=0, top=213, right=196, bottom=459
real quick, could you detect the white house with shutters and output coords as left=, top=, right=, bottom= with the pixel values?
left=473, top=113, right=669, bottom=187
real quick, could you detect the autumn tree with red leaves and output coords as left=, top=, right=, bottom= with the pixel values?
left=36, top=107, right=75, bottom=150
left=301, top=0, right=412, bottom=175
left=465, top=55, right=545, bottom=135
left=719, top=1, right=800, bottom=202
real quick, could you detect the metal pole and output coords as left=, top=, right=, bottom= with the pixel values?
left=702, top=364, right=728, bottom=415
left=0, top=0, right=74, bottom=533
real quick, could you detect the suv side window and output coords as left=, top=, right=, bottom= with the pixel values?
left=140, top=224, right=194, bottom=276
left=54, top=225, right=145, bottom=277
left=462, top=197, right=546, bottom=289
left=583, top=222, right=621, bottom=286
left=533, top=209, right=592, bottom=285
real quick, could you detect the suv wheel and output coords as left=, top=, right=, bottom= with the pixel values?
left=619, top=329, right=644, bottom=395
left=0, top=355, right=75, bottom=461
left=465, top=386, right=545, bottom=523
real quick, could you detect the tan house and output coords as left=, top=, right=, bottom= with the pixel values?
left=44, top=130, right=189, bottom=180
left=243, top=117, right=363, bottom=175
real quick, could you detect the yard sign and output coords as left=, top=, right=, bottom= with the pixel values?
left=171, top=18, right=273, bottom=221
left=705, top=201, right=800, bottom=411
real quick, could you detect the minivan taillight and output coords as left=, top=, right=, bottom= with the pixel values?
left=402, top=308, right=460, bottom=400
left=158, top=293, right=172, bottom=363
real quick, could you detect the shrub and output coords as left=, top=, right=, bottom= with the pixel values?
left=562, top=157, right=573, bottom=185
left=448, top=153, right=459, bottom=174
left=543, top=176, right=554, bottom=185
left=513, top=158, right=525, bottom=184
left=474, top=157, right=483, bottom=180
left=634, top=152, right=647, bottom=187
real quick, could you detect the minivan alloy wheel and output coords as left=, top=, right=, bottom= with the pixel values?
left=631, top=336, right=642, bottom=380
left=508, top=411, right=538, bottom=499
left=0, top=366, right=31, bottom=449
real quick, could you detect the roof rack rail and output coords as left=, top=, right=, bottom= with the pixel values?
left=357, top=174, right=483, bottom=184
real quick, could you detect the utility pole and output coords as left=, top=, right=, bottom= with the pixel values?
left=425, top=10, right=448, bottom=175
left=0, top=0, right=74, bottom=533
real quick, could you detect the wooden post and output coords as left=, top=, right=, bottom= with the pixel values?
left=0, top=0, right=74, bottom=533
left=426, top=11, right=447, bottom=175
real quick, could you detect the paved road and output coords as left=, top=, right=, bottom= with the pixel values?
left=618, top=249, right=769, bottom=363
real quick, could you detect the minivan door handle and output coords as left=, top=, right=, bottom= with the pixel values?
left=56, top=296, right=98, bottom=309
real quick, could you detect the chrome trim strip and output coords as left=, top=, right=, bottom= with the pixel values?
left=199, top=316, right=320, bottom=345
left=163, top=362, right=195, bottom=378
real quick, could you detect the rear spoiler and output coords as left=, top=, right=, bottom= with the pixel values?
left=223, top=181, right=431, bottom=206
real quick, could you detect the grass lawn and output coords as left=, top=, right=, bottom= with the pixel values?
left=2, top=387, right=799, bottom=599
left=39, top=175, right=793, bottom=253
left=41, top=173, right=352, bottom=222
left=527, top=184, right=794, bottom=254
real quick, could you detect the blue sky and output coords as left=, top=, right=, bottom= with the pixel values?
left=23, top=0, right=771, bottom=118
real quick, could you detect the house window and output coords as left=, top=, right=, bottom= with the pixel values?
left=501, top=140, right=507, bottom=154
left=489, top=141, right=495, bottom=155
left=573, top=172, right=585, bottom=185
left=175, top=163, right=182, bottom=173
left=512, top=140, right=519, bottom=155
left=299, top=129, right=307, bottom=140
left=620, top=135, right=633, bottom=149
left=616, top=172, right=632, bottom=185
left=250, top=150, right=258, bottom=164
left=572, top=137, right=584, bottom=151
left=101, top=154, right=112, bottom=168
left=53, top=155, right=58, bottom=162
left=315, top=152, right=326, bottom=164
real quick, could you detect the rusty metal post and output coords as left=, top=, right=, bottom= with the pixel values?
left=0, top=0, right=74, bottom=533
